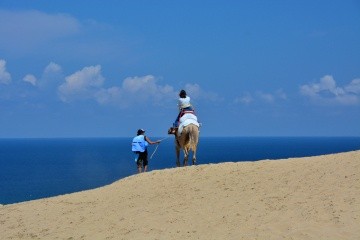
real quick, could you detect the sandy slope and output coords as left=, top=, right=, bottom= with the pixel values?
left=1, top=150, right=359, bottom=240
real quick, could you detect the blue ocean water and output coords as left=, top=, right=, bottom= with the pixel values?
left=1, top=137, right=360, bottom=205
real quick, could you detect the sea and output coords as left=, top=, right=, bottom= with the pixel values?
left=1, top=137, right=360, bottom=205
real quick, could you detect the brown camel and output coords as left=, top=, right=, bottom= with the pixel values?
left=168, top=124, right=199, bottom=167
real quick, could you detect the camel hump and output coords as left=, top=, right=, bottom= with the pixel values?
left=177, top=113, right=199, bottom=137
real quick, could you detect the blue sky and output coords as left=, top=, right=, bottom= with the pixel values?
left=0, top=1, right=359, bottom=138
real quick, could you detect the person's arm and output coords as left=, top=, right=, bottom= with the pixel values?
left=178, top=98, right=183, bottom=110
left=145, top=136, right=160, bottom=145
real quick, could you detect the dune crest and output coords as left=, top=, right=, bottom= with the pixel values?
left=1, top=150, right=360, bottom=239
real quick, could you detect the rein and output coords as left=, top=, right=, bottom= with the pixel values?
left=150, top=136, right=170, bottom=159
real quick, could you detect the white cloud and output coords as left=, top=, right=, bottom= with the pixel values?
left=122, top=75, right=158, bottom=93
left=235, top=89, right=286, bottom=105
left=107, top=75, right=175, bottom=107
left=0, top=59, right=11, bottom=84
left=58, top=65, right=104, bottom=102
left=345, top=79, right=360, bottom=94
left=40, top=62, right=63, bottom=90
left=1, top=58, right=217, bottom=109
left=96, top=77, right=222, bottom=108
left=300, top=75, right=359, bottom=105
left=23, top=74, right=37, bottom=86
left=58, top=67, right=176, bottom=106
left=234, top=93, right=253, bottom=104
left=183, top=83, right=221, bottom=102
left=256, top=91, right=274, bottom=103
left=122, top=75, right=174, bottom=97
left=56, top=64, right=217, bottom=108
left=22, top=62, right=63, bottom=90
left=95, top=87, right=122, bottom=105
left=184, top=83, right=201, bottom=98
left=44, top=62, right=62, bottom=74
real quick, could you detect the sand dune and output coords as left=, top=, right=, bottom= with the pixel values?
left=1, top=150, right=359, bottom=240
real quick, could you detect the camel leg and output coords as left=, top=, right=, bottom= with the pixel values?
left=183, top=148, right=189, bottom=166
left=192, top=148, right=197, bottom=165
left=176, top=146, right=181, bottom=167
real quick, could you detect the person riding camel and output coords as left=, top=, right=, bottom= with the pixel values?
left=173, top=90, right=195, bottom=128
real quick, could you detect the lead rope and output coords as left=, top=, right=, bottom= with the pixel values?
left=150, top=136, right=170, bottom=159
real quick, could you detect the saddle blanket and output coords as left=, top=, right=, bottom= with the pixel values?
left=177, top=113, right=199, bottom=137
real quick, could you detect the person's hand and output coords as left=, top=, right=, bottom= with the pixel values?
left=156, top=140, right=161, bottom=144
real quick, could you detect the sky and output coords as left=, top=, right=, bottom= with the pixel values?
left=0, top=0, right=360, bottom=138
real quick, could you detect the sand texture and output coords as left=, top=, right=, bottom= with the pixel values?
left=1, top=150, right=359, bottom=239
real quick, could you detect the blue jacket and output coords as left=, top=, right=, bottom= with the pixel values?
left=132, top=135, right=148, bottom=152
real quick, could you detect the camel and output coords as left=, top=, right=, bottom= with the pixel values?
left=168, top=124, right=199, bottom=167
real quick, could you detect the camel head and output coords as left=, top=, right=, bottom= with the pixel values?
left=168, top=127, right=177, bottom=135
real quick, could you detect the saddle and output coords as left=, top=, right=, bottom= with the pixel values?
left=178, top=113, right=199, bottom=136
left=179, top=109, right=196, bottom=118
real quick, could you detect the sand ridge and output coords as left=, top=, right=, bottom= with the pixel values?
left=1, top=150, right=359, bottom=239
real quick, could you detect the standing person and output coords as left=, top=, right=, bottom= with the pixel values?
left=131, top=129, right=160, bottom=173
left=173, top=90, right=194, bottom=127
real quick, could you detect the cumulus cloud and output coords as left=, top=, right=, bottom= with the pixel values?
left=44, top=62, right=62, bottom=74
left=183, top=83, right=221, bottom=102
left=234, top=92, right=253, bottom=104
left=58, top=65, right=104, bottom=102
left=40, top=62, right=63, bottom=89
left=123, top=75, right=174, bottom=95
left=23, top=74, right=37, bottom=86
left=22, top=62, right=63, bottom=90
left=98, top=79, right=221, bottom=108
left=94, top=87, right=122, bottom=105
left=122, top=75, right=160, bottom=94
left=0, top=59, right=11, bottom=84
left=345, top=79, right=360, bottom=94
left=58, top=67, right=175, bottom=106
left=256, top=91, right=274, bottom=103
left=300, top=75, right=359, bottom=105
left=2, top=58, right=217, bottom=109
left=56, top=63, right=218, bottom=109
left=98, top=75, right=175, bottom=107
left=235, top=89, right=287, bottom=105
